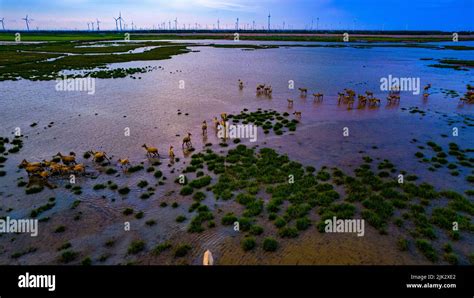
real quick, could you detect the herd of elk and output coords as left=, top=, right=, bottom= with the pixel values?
left=256, top=84, right=273, bottom=97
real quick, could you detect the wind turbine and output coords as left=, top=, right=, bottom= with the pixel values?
left=236, top=17, right=239, bottom=31
left=131, top=21, right=134, bottom=31
left=90, top=21, right=95, bottom=31
left=118, top=12, right=123, bottom=31
left=174, top=18, right=178, bottom=30
left=22, top=15, right=32, bottom=31
left=113, top=17, right=119, bottom=31
left=267, top=13, right=271, bottom=31
left=87, top=22, right=90, bottom=31
left=0, top=18, right=5, bottom=30
left=217, top=18, right=220, bottom=30
left=96, top=19, right=101, bottom=31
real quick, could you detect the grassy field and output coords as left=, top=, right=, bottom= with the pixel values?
left=0, top=41, right=191, bottom=80
left=428, top=59, right=474, bottom=71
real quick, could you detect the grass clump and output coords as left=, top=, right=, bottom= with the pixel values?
left=93, top=183, right=106, bottom=190
left=176, top=215, right=187, bottom=223
left=443, top=252, right=458, bottom=265
left=54, top=225, right=66, bottom=233
left=193, top=191, right=206, bottom=201
left=30, top=202, right=55, bottom=218
left=123, top=208, right=134, bottom=215
left=152, top=242, right=172, bottom=255
left=25, top=185, right=44, bottom=195
left=249, top=225, right=264, bottom=235
left=180, top=186, right=193, bottom=196
left=295, top=217, right=311, bottom=231
left=397, top=237, right=409, bottom=251
left=57, top=242, right=72, bottom=251
left=105, top=168, right=117, bottom=175
left=222, top=213, right=238, bottom=225
left=118, top=187, right=130, bottom=195
left=128, top=165, right=144, bottom=173
left=137, top=180, right=149, bottom=188
left=263, top=237, right=278, bottom=252
left=278, top=226, right=298, bottom=238
left=145, top=220, right=156, bottom=226
left=59, top=250, right=79, bottom=264
left=415, top=239, right=438, bottom=262
left=241, top=237, right=256, bottom=251
left=174, top=244, right=191, bottom=258
left=127, top=240, right=145, bottom=255
left=189, top=176, right=212, bottom=188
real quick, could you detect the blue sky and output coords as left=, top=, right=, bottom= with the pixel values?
left=0, top=0, right=472, bottom=31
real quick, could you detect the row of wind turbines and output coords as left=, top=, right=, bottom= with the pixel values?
left=0, top=15, right=33, bottom=31
left=0, top=12, right=323, bottom=32
left=0, top=13, right=128, bottom=31
left=90, top=12, right=134, bottom=31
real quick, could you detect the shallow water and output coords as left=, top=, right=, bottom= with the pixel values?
left=0, top=40, right=473, bottom=265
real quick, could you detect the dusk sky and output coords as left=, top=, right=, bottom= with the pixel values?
left=0, top=0, right=472, bottom=31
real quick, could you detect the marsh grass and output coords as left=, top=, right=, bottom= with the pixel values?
left=152, top=242, right=172, bottom=255
left=263, top=238, right=278, bottom=252
left=222, top=213, right=238, bottom=225
left=127, top=240, right=145, bottom=255
left=30, top=202, right=55, bottom=218
left=415, top=239, right=438, bottom=262
left=241, top=237, right=256, bottom=251
left=59, top=250, right=79, bottom=264
left=174, top=244, right=191, bottom=258
left=397, top=238, right=409, bottom=251
left=118, top=187, right=130, bottom=195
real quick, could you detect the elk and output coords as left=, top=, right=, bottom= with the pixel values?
left=117, top=158, right=130, bottom=171
left=298, top=88, right=308, bottom=96
left=169, top=146, right=175, bottom=160
left=70, top=164, right=86, bottom=174
left=287, top=98, right=294, bottom=108
left=142, top=144, right=159, bottom=158
left=182, top=133, right=193, bottom=149
left=54, top=152, right=77, bottom=165
left=313, top=93, right=324, bottom=102
left=202, top=120, right=207, bottom=136
left=89, top=151, right=111, bottom=163
left=213, top=117, right=219, bottom=130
